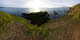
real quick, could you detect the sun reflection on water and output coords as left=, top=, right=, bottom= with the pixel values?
left=33, top=7, right=40, bottom=12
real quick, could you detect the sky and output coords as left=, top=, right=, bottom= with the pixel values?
left=0, top=0, right=80, bottom=8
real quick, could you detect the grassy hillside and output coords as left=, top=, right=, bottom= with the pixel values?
left=0, top=4, right=80, bottom=40
left=0, top=11, right=50, bottom=40
left=41, top=4, right=80, bottom=40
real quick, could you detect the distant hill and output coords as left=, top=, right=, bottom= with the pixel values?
left=0, top=4, right=80, bottom=40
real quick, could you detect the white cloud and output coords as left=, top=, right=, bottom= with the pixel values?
left=0, top=0, right=80, bottom=8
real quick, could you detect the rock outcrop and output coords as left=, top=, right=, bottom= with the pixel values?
left=22, top=11, right=50, bottom=26
left=53, top=11, right=58, bottom=15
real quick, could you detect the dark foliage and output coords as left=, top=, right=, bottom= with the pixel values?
left=22, top=11, right=50, bottom=26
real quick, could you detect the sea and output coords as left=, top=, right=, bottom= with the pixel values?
left=0, top=7, right=68, bottom=19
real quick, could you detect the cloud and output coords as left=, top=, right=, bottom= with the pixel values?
left=0, top=0, right=80, bottom=8
left=0, top=0, right=29, bottom=7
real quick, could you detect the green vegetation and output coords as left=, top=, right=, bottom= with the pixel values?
left=0, top=4, right=80, bottom=40
left=22, top=11, right=49, bottom=26
left=0, top=11, right=13, bottom=34
left=41, top=4, right=80, bottom=40
left=0, top=11, right=49, bottom=40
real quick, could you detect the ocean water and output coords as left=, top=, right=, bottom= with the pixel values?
left=0, top=7, right=68, bottom=19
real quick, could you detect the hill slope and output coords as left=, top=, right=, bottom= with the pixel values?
left=41, top=4, right=80, bottom=40
left=0, top=4, right=80, bottom=40
left=0, top=11, right=50, bottom=40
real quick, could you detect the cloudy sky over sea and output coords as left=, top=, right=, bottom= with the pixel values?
left=0, top=0, right=80, bottom=8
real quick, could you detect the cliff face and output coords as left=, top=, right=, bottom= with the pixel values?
left=0, top=4, right=80, bottom=40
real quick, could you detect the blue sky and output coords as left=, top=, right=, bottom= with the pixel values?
left=0, top=0, right=80, bottom=8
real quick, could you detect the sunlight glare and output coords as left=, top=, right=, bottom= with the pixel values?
left=27, top=0, right=42, bottom=12
left=32, top=0, right=41, bottom=12
left=33, top=7, right=40, bottom=12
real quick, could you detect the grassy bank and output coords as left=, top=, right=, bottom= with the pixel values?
left=0, top=4, right=80, bottom=40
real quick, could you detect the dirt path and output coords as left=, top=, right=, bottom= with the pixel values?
left=72, top=23, right=80, bottom=40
